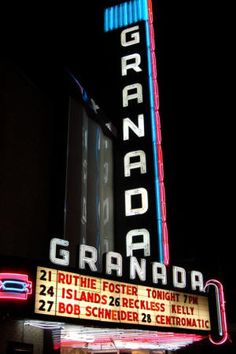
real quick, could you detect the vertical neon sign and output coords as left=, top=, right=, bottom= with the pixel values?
left=104, top=0, right=169, bottom=264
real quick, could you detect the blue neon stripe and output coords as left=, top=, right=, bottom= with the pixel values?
left=133, top=1, right=138, bottom=22
left=110, top=7, right=114, bottom=30
left=114, top=5, right=118, bottom=29
left=104, top=8, right=108, bottom=32
left=145, top=20, right=164, bottom=262
left=141, top=0, right=148, bottom=20
left=128, top=2, right=133, bottom=24
left=104, top=0, right=148, bottom=32
left=137, top=0, right=142, bottom=20
left=123, top=2, right=129, bottom=27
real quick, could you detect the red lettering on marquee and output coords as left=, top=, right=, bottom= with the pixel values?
left=61, top=288, right=80, bottom=300
left=121, top=297, right=165, bottom=312
left=58, top=272, right=80, bottom=285
left=85, top=306, right=138, bottom=322
left=58, top=272, right=96, bottom=289
left=155, top=315, right=210, bottom=329
left=146, top=288, right=180, bottom=301
left=171, top=305, right=194, bottom=315
left=80, top=276, right=96, bottom=289
left=58, top=302, right=80, bottom=316
left=102, top=281, right=137, bottom=295
left=61, top=288, right=107, bottom=304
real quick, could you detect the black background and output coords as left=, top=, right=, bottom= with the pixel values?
left=0, top=1, right=234, bottom=352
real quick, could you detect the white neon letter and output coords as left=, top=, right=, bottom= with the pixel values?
left=126, top=229, right=150, bottom=257
left=173, top=266, right=186, bottom=289
left=122, top=83, right=143, bottom=107
left=123, top=114, right=145, bottom=141
left=105, top=252, right=123, bottom=277
left=79, top=245, right=98, bottom=272
left=191, top=271, right=204, bottom=292
left=124, top=150, right=147, bottom=177
left=122, top=53, right=142, bottom=76
left=130, top=257, right=146, bottom=281
left=125, top=188, right=148, bottom=216
left=152, top=262, right=168, bottom=285
left=49, top=238, right=69, bottom=266
left=121, top=25, right=140, bottom=47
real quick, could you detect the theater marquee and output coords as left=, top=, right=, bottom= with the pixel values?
left=35, top=266, right=210, bottom=332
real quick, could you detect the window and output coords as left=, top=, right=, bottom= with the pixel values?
left=65, top=96, right=114, bottom=270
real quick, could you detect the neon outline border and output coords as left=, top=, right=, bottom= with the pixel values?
left=204, top=279, right=228, bottom=345
left=0, top=272, right=32, bottom=301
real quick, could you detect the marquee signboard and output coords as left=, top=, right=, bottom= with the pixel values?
left=34, top=266, right=210, bottom=332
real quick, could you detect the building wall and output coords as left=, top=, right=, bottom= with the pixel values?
left=0, top=320, right=44, bottom=354
left=0, top=58, right=57, bottom=263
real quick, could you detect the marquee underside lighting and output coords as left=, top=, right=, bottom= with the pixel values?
left=61, top=324, right=206, bottom=351
left=25, top=320, right=206, bottom=351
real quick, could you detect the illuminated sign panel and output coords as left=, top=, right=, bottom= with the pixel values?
left=35, top=266, right=210, bottom=332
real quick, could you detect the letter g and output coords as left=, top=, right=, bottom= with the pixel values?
left=49, top=238, right=69, bottom=266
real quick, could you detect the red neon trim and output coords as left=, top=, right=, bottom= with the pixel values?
left=157, top=145, right=164, bottom=181
left=152, top=67, right=159, bottom=109
left=151, top=52, right=157, bottom=79
left=160, top=183, right=166, bottom=222
left=155, top=111, right=162, bottom=144
left=148, top=0, right=154, bottom=23
left=205, top=279, right=228, bottom=345
left=160, top=182, right=165, bottom=203
left=148, top=0, right=170, bottom=265
left=150, top=26, right=156, bottom=51
left=162, top=222, right=169, bottom=265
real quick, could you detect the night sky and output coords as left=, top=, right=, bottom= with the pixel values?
left=1, top=0, right=234, bottom=351
left=153, top=5, right=235, bottom=345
